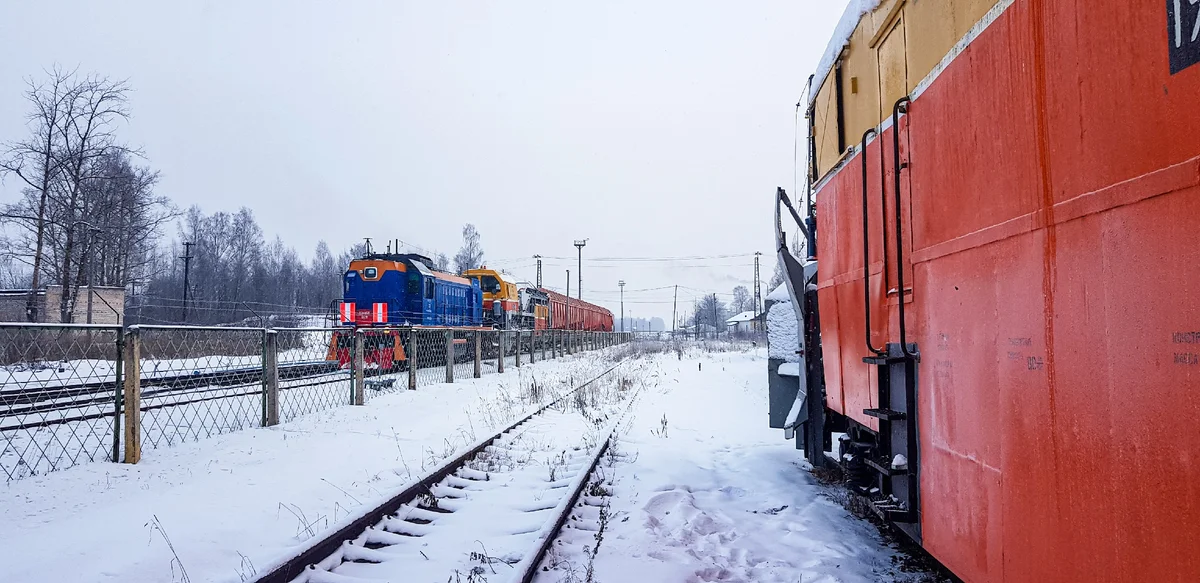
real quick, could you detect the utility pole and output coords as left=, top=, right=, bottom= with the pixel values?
left=573, top=239, right=587, bottom=301
left=618, top=280, right=625, bottom=333
left=180, top=241, right=194, bottom=323
left=566, top=270, right=571, bottom=331
left=672, top=285, right=678, bottom=336
left=753, top=251, right=762, bottom=331
left=534, top=255, right=542, bottom=288
left=711, top=293, right=718, bottom=340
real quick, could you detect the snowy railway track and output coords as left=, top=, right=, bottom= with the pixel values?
left=255, top=361, right=637, bottom=583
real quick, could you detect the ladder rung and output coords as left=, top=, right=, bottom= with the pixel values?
left=863, top=408, right=906, bottom=421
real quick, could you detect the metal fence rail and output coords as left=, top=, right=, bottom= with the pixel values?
left=0, top=322, right=632, bottom=482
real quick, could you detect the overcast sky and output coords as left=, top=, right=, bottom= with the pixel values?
left=0, top=1, right=847, bottom=323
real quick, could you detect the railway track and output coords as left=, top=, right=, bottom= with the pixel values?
left=0, top=361, right=338, bottom=406
left=255, top=362, right=637, bottom=583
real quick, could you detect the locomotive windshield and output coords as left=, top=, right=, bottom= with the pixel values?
left=478, top=275, right=502, bottom=294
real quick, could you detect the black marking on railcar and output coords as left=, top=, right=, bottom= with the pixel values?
left=1168, top=0, right=1200, bottom=74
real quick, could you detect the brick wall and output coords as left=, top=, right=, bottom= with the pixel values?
left=0, top=286, right=125, bottom=324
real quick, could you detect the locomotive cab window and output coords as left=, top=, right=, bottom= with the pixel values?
left=425, top=279, right=434, bottom=299
left=479, top=275, right=501, bottom=294
left=364, top=267, right=377, bottom=279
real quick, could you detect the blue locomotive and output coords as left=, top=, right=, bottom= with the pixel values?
left=339, top=252, right=483, bottom=327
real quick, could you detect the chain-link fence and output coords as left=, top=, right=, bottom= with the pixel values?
left=452, top=329, right=476, bottom=381
left=275, top=328, right=353, bottom=420
left=0, top=322, right=632, bottom=482
left=0, top=324, right=122, bottom=482
left=136, top=326, right=268, bottom=449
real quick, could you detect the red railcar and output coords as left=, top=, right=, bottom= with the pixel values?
left=776, top=1, right=1200, bottom=582
left=542, top=289, right=613, bottom=331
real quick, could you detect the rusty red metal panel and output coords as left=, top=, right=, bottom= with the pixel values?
left=1041, top=0, right=1200, bottom=204
left=815, top=285, right=846, bottom=416
left=811, top=0, right=1200, bottom=580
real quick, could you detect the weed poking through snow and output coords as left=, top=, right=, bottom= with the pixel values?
left=277, top=503, right=326, bottom=540
left=234, top=551, right=256, bottom=582
left=146, top=515, right=191, bottom=583
left=651, top=414, right=668, bottom=438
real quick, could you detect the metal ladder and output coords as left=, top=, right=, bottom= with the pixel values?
left=859, top=97, right=920, bottom=526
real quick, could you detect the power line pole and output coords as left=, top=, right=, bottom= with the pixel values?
left=672, top=285, right=678, bottom=336
left=711, top=293, right=718, bottom=340
left=573, top=239, right=587, bottom=301
left=618, top=280, right=625, bottom=332
left=534, top=255, right=542, bottom=288
left=180, top=241, right=194, bottom=323
left=753, top=251, right=762, bottom=331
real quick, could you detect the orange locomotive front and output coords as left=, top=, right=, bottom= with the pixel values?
left=784, top=1, right=1200, bottom=582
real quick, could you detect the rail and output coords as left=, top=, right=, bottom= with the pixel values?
left=252, top=361, right=631, bottom=583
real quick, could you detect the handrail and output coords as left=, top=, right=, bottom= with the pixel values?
left=861, top=129, right=885, bottom=356
left=892, top=96, right=916, bottom=359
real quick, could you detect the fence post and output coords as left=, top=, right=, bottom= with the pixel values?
left=498, top=331, right=506, bottom=373
left=474, top=330, right=482, bottom=378
left=122, top=327, right=141, bottom=464
left=445, top=329, right=454, bottom=383
left=112, top=331, right=124, bottom=463
left=407, top=329, right=417, bottom=390
left=530, top=330, right=537, bottom=364
left=264, top=330, right=280, bottom=425
left=353, top=329, right=365, bottom=405
left=515, top=330, right=522, bottom=368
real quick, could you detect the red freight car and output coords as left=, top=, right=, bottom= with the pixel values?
left=775, top=1, right=1200, bottom=582
left=542, top=289, right=613, bottom=332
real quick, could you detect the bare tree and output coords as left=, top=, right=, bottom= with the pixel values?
left=434, top=252, right=450, bottom=272
left=692, top=294, right=728, bottom=334
left=453, top=223, right=484, bottom=274
left=51, top=74, right=133, bottom=322
left=0, top=68, right=79, bottom=319
left=730, top=285, right=750, bottom=314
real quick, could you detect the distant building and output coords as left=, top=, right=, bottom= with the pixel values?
left=0, top=286, right=125, bottom=325
left=725, top=311, right=757, bottom=334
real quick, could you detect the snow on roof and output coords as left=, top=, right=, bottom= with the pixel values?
left=725, top=311, right=756, bottom=324
left=766, top=283, right=792, bottom=303
left=809, top=0, right=882, bottom=103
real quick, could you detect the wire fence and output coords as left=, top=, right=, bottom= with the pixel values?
left=275, top=328, right=353, bottom=421
left=0, top=324, right=122, bottom=482
left=0, top=322, right=631, bottom=482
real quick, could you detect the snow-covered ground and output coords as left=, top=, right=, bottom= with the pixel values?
left=0, top=350, right=617, bottom=583
left=0, top=342, right=929, bottom=583
left=539, top=343, right=928, bottom=583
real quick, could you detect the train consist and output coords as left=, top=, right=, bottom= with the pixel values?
left=462, top=267, right=614, bottom=332
left=328, top=251, right=613, bottom=368
left=774, top=1, right=1200, bottom=582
